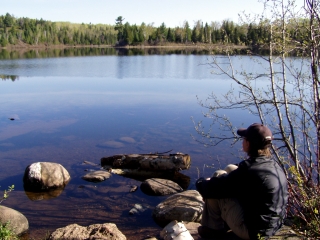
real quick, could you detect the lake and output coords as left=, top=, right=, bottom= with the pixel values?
left=0, top=47, right=253, bottom=239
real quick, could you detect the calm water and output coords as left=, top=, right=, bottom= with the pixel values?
left=0, top=48, right=253, bottom=239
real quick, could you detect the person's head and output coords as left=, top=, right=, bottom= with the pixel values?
left=237, top=123, right=272, bottom=157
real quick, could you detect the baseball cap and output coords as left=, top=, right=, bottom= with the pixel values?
left=237, top=123, right=272, bottom=149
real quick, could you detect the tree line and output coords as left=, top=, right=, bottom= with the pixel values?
left=0, top=13, right=309, bottom=49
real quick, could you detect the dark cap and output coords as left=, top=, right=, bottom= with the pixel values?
left=237, top=123, right=272, bottom=149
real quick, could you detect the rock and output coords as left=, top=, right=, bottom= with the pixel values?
left=82, top=170, right=111, bottom=182
left=0, top=205, right=29, bottom=236
left=49, top=223, right=126, bottom=240
left=129, top=185, right=138, bottom=192
left=119, top=137, right=135, bottom=143
left=128, top=203, right=149, bottom=215
left=160, top=220, right=194, bottom=240
left=98, top=141, right=125, bottom=149
left=83, top=160, right=100, bottom=167
left=140, top=178, right=183, bottom=196
left=183, top=222, right=201, bottom=238
left=23, top=162, right=70, bottom=190
left=153, top=190, right=204, bottom=227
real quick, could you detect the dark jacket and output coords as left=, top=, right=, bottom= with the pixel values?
left=196, top=156, right=288, bottom=239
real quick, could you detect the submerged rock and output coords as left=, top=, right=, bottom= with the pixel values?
left=140, top=178, right=183, bottom=196
left=119, top=137, right=136, bottom=143
left=129, top=185, right=138, bottom=192
left=97, top=141, right=125, bottom=149
left=82, top=170, right=111, bottom=182
left=153, top=190, right=204, bottom=227
left=128, top=203, right=149, bottom=215
left=23, top=162, right=70, bottom=190
left=0, top=206, right=29, bottom=236
left=49, top=223, right=126, bottom=240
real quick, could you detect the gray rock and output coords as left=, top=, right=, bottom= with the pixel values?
left=23, top=162, right=71, bottom=190
left=153, top=190, right=204, bottom=227
left=184, top=222, right=201, bottom=239
left=82, top=170, right=111, bottom=182
left=0, top=205, right=29, bottom=236
left=160, top=220, right=194, bottom=240
left=129, top=203, right=149, bottom=215
left=129, top=185, right=138, bottom=192
left=49, top=223, right=126, bottom=240
left=140, top=178, right=183, bottom=196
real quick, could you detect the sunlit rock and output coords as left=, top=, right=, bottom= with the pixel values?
left=82, top=170, right=111, bottom=182
left=0, top=206, right=29, bottom=235
left=128, top=203, right=150, bottom=215
left=23, top=162, right=70, bottom=190
left=153, top=190, right=204, bottom=227
left=160, top=220, right=194, bottom=240
left=140, top=178, right=183, bottom=196
left=49, top=223, right=126, bottom=240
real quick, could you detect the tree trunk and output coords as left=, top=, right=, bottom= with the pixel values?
left=100, top=153, right=191, bottom=171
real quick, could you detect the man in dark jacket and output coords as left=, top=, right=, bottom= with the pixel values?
left=196, top=123, right=288, bottom=239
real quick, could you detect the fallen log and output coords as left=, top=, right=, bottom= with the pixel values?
left=100, top=153, right=191, bottom=171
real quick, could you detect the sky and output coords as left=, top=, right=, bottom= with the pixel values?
left=2, top=0, right=266, bottom=28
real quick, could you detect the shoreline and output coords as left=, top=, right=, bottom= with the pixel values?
left=1, top=41, right=250, bottom=52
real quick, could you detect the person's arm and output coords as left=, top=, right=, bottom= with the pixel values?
left=196, top=168, right=242, bottom=199
left=196, top=174, right=232, bottom=199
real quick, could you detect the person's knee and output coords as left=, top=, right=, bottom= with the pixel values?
left=213, top=170, right=227, bottom=178
left=224, top=164, right=238, bottom=174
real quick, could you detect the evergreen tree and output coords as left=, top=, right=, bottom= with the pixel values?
left=191, top=26, right=198, bottom=43
left=166, top=28, right=174, bottom=42
left=114, top=16, right=125, bottom=44
left=184, top=21, right=191, bottom=43
left=123, top=22, right=133, bottom=45
left=4, top=13, right=14, bottom=28
left=1, top=35, right=8, bottom=47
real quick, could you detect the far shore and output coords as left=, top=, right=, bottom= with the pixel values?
left=0, top=41, right=250, bottom=53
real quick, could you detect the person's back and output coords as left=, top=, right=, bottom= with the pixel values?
left=196, top=123, right=288, bottom=239
left=235, top=156, right=288, bottom=238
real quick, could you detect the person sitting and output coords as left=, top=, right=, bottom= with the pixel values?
left=196, top=123, right=288, bottom=239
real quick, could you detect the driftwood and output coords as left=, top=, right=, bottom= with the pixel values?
left=100, top=153, right=191, bottom=171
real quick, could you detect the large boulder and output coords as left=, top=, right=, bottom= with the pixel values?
left=23, top=162, right=70, bottom=190
left=140, top=178, right=183, bottom=196
left=152, top=190, right=204, bottom=227
left=49, top=223, right=126, bottom=240
left=0, top=205, right=29, bottom=236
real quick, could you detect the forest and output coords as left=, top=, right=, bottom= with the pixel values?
left=0, top=13, right=309, bottom=50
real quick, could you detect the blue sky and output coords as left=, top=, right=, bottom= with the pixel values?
left=2, top=0, right=265, bottom=27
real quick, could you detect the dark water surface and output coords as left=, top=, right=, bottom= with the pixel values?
left=0, top=48, right=248, bottom=239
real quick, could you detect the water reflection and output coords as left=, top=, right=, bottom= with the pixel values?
left=0, top=47, right=252, bottom=60
left=0, top=74, right=19, bottom=81
left=24, top=187, right=65, bottom=201
left=0, top=52, right=254, bottom=239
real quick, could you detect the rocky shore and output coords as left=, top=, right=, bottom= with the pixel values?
left=0, top=160, right=304, bottom=239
